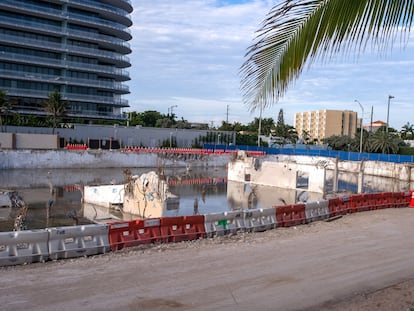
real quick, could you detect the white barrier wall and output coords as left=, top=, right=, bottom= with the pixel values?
left=0, top=230, right=49, bottom=266
left=48, top=224, right=110, bottom=260
left=84, top=184, right=125, bottom=208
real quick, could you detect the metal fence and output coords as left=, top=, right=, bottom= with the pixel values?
left=204, top=144, right=414, bottom=163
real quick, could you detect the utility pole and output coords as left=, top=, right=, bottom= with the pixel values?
left=370, top=106, right=373, bottom=133
left=226, top=105, right=229, bottom=124
left=386, top=95, right=394, bottom=133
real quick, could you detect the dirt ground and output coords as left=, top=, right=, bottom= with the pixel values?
left=2, top=208, right=414, bottom=311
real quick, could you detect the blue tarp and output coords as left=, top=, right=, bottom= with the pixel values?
left=203, top=144, right=414, bottom=163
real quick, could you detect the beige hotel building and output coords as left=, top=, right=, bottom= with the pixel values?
left=294, top=110, right=359, bottom=144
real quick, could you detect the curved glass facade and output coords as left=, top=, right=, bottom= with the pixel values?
left=0, top=0, right=133, bottom=121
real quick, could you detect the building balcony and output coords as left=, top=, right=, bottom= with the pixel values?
left=0, top=52, right=130, bottom=81
left=2, top=86, right=129, bottom=107
left=0, top=70, right=129, bottom=94
left=68, top=0, right=132, bottom=27
left=0, top=15, right=131, bottom=54
left=0, top=33, right=130, bottom=67
left=67, top=12, right=131, bottom=41
left=12, top=107, right=127, bottom=121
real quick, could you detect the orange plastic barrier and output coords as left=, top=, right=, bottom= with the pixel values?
left=66, top=144, right=87, bottom=150
left=328, top=196, right=350, bottom=217
left=183, top=215, right=206, bottom=239
left=360, top=193, right=376, bottom=211
left=372, top=192, right=393, bottom=209
left=274, top=204, right=306, bottom=227
left=108, top=218, right=161, bottom=251
left=160, top=215, right=206, bottom=243
left=350, top=194, right=366, bottom=213
left=392, top=191, right=411, bottom=208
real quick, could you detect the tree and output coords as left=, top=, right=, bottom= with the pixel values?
left=368, top=130, right=403, bottom=154
left=277, top=109, right=284, bottom=127
left=401, top=122, right=414, bottom=140
left=247, top=117, right=275, bottom=136
left=42, top=91, right=67, bottom=134
left=241, top=1, right=414, bottom=111
left=0, top=89, right=12, bottom=132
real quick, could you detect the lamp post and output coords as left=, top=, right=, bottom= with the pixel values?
left=386, top=95, right=394, bottom=133
left=354, top=100, right=364, bottom=154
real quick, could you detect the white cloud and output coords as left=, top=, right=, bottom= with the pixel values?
left=127, top=1, right=414, bottom=131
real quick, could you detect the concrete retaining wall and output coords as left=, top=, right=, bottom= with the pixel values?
left=1, top=150, right=413, bottom=183
left=0, top=133, right=59, bottom=149
left=4, top=125, right=235, bottom=148
left=0, top=149, right=231, bottom=169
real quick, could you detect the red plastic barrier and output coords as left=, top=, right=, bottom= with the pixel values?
left=373, top=192, right=393, bottom=209
left=350, top=194, right=366, bottom=213
left=275, top=204, right=306, bottom=227
left=66, top=143, right=87, bottom=150
left=160, top=216, right=205, bottom=243
left=391, top=191, right=409, bottom=208
left=401, top=191, right=412, bottom=208
left=108, top=218, right=161, bottom=251
left=328, top=196, right=350, bottom=217
left=130, top=218, right=162, bottom=245
left=108, top=221, right=130, bottom=251
left=361, top=193, right=376, bottom=211
left=183, top=215, right=206, bottom=240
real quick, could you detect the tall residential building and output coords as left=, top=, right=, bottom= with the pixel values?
left=0, top=0, right=133, bottom=123
left=294, top=110, right=359, bottom=143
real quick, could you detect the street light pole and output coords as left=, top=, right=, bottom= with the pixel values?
left=354, top=100, right=364, bottom=154
left=386, top=95, right=394, bottom=133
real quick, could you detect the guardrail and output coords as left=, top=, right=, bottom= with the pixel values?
left=0, top=191, right=412, bottom=267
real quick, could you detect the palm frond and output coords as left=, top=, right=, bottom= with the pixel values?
left=240, top=0, right=414, bottom=112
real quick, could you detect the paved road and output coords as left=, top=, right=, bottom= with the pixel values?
left=1, top=208, right=414, bottom=311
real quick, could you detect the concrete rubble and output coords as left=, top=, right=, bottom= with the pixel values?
left=83, top=170, right=179, bottom=219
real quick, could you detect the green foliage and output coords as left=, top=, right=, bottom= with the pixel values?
left=399, top=146, right=414, bottom=156
left=128, top=110, right=164, bottom=127
left=401, top=122, right=414, bottom=139
left=42, top=91, right=68, bottom=134
left=367, top=131, right=402, bottom=154
left=0, top=89, right=12, bottom=132
left=160, top=136, right=177, bottom=148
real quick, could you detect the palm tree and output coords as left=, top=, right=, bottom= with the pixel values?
left=42, top=90, right=67, bottom=134
left=241, top=1, right=413, bottom=111
left=401, top=122, right=414, bottom=139
left=368, top=130, right=402, bottom=154
left=0, top=89, right=12, bottom=132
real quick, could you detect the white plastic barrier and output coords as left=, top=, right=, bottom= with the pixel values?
left=305, top=200, right=329, bottom=223
left=244, top=208, right=277, bottom=232
left=204, top=211, right=244, bottom=237
left=48, top=224, right=110, bottom=260
left=0, top=230, right=49, bottom=266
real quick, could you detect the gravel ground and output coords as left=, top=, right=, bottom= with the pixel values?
left=1, top=208, right=414, bottom=310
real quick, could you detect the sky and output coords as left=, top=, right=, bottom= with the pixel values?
left=126, top=0, right=414, bottom=131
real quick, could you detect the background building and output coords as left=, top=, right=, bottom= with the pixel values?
left=294, top=110, right=359, bottom=143
left=363, top=120, right=387, bottom=133
left=0, top=0, right=133, bottom=123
